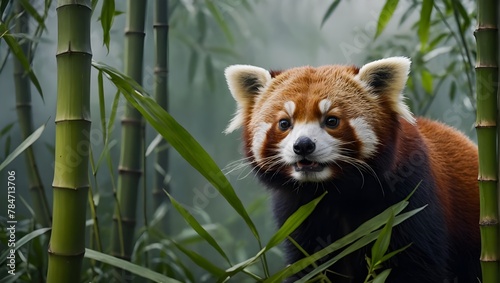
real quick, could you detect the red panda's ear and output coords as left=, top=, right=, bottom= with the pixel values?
left=224, top=65, right=272, bottom=133
left=356, top=57, right=416, bottom=124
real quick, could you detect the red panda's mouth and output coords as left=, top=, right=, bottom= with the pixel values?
left=294, top=159, right=325, bottom=172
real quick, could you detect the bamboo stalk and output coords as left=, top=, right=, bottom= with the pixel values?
left=46, top=1, right=92, bottom=282
left=13, top=0, right=51, bottom=227
left=475, top=0, right=500, bottom=281
left=111, top=0, right=147, bottom=262
left=152, top=0, right=170, bottom=212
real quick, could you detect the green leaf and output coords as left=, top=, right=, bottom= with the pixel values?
left=370, top=211, right=394, bottom=266
left=167, top=192, right=232, bottom=265
left=294, top=206, right=424, bottom=283
left=320, top=0, right=341, bottom=28
left=0, top=23, right=44, bottom=100
left=85, top=248, right=182, bottom=283
left=378, top=243, right=411, bottom=265
left=97, top=70, right=107, bottom=145
left=421, top=69, right=433, bottom=94
left=0, top=0, right=11, bottom=16
left=0, top=122, right=15, bottom=137
left=266, top=192, right=327, bottom=249
left=205, top=55, right=215, bottom=91
left=100, top=0, right=115, bottom=52
left=449, top=81, right=456, bottom=101
left=373, top=269, right=392, bottom=283
left=375, top=0, right=399, bottom=38
left=92, top=61, right=261, bottom=242
left=418, top=0, right=434, bottom=49
left=170, top=241, right=227, bottom=277
left=0, top=123, right=44, bottom=171
left=453, top=0, right=470, bottom=32
left=0, top=227, right=51, bottom=265
left=205, top=0, right=234, bottom=44
left=265, top=200, right=425, bottom=283
left=19, top=0, right=46, bottom=31
left=4, top=135, right=11, bottom=159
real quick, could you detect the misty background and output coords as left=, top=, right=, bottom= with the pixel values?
left=0, top=0, right=476, bottom=278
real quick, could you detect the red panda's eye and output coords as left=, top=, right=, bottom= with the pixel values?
left=278, top=119, right=292, bottom=131
left=325, top=116, right=340, bottom=129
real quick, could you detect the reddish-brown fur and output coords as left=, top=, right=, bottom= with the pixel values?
left=225, top=59, right=480, bottom=282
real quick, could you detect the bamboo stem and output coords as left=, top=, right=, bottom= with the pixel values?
left=152, top=0, right=170, bottom=213
left=475, top=0, right=500, bottom=281
left=13, top=0, right=52, bottom=228
left=111, top=0, right=147, bottom=264
left=47, top=1, right=92, bottom=282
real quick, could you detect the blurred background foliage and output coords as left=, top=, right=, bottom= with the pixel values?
left=0, top=0, right=477, bottom=282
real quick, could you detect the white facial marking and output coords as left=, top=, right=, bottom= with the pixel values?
left=279, top=122, right=341, bottom=182
left=349, top=117, right=378, bottom=158
left=284, top=101, right=296, bottom=117
left=319, top=99, right=332, bottom=115
left=252, top=122, right=271, bottom=162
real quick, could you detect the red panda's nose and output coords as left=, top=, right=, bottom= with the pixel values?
left=293, top=136, right=316, bottom=156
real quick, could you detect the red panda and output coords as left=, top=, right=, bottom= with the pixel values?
left=224, top=57, right=480, bottom=283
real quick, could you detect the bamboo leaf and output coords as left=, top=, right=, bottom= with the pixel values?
left=92, top=61, right=261, bottom=241
left=265, top=200, right=424, bottom=282
left=171, top=241, right=227, bottom=277
left=377, top=243, right=411, bottom=265
left=320, top=0, right=341, bottom=28
left=0, top=122, right=14, bottom=137
left=0, top=227, right=51, bottom=265
left=4, top=136, right=11, bottom=159
left=0, top=123, right=44, bottom=171
left=146, top=133, right=163, bottom=157
left=375, top=0, right=399, bottom=39
left=370, top=211, right=394, bottom=266
left=205, top=55, right=215, bottom=91
left=97, top=70, right=107, bottom=145
left=453, top=1, right=470, bottom=32
left=373, top=269, right=391, bottom=283
left=19, top=0, right=46, bottom=31
left=205, top=0, right=234, bottom=44
left=449, top=81, right=456, bottom=101
left=100, top=0, right=115, bottom=52
left=418, top=0, right=434, bottom=49
left=294, top=206, right=425, bottom=283
left=0, top=0, right=10, bottom=16
left=0, top=23, right=43, bottom=100
left=420, top=69, right=433, bottom=94
left=266, top=192, right=327, bottom=249
left=84, top=249, right=182, bottom=283
left=167, top=192, right=232, bottom=265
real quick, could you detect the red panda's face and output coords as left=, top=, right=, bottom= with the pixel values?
left=225, top=57, right=414, bottom=183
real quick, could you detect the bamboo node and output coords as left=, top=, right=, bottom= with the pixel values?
left=477, top=177, right=497, bottom=182
left=479, top=218, right=499, bottom=226
left=118, top=166, right=143, bottom=175
left=120, top=118, right=144, bottom=126
left=124, top=30, right=146, bottom=37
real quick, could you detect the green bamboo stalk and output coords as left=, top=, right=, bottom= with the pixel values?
left=13, top=0, right=51, bottom=227
left=475, top=0, right=500, bottom=282
left=152, top=0, right=170, bottom=211
left=111, top=0, right=147, bottom=262
left=46, top=0, right=92, bottom=282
